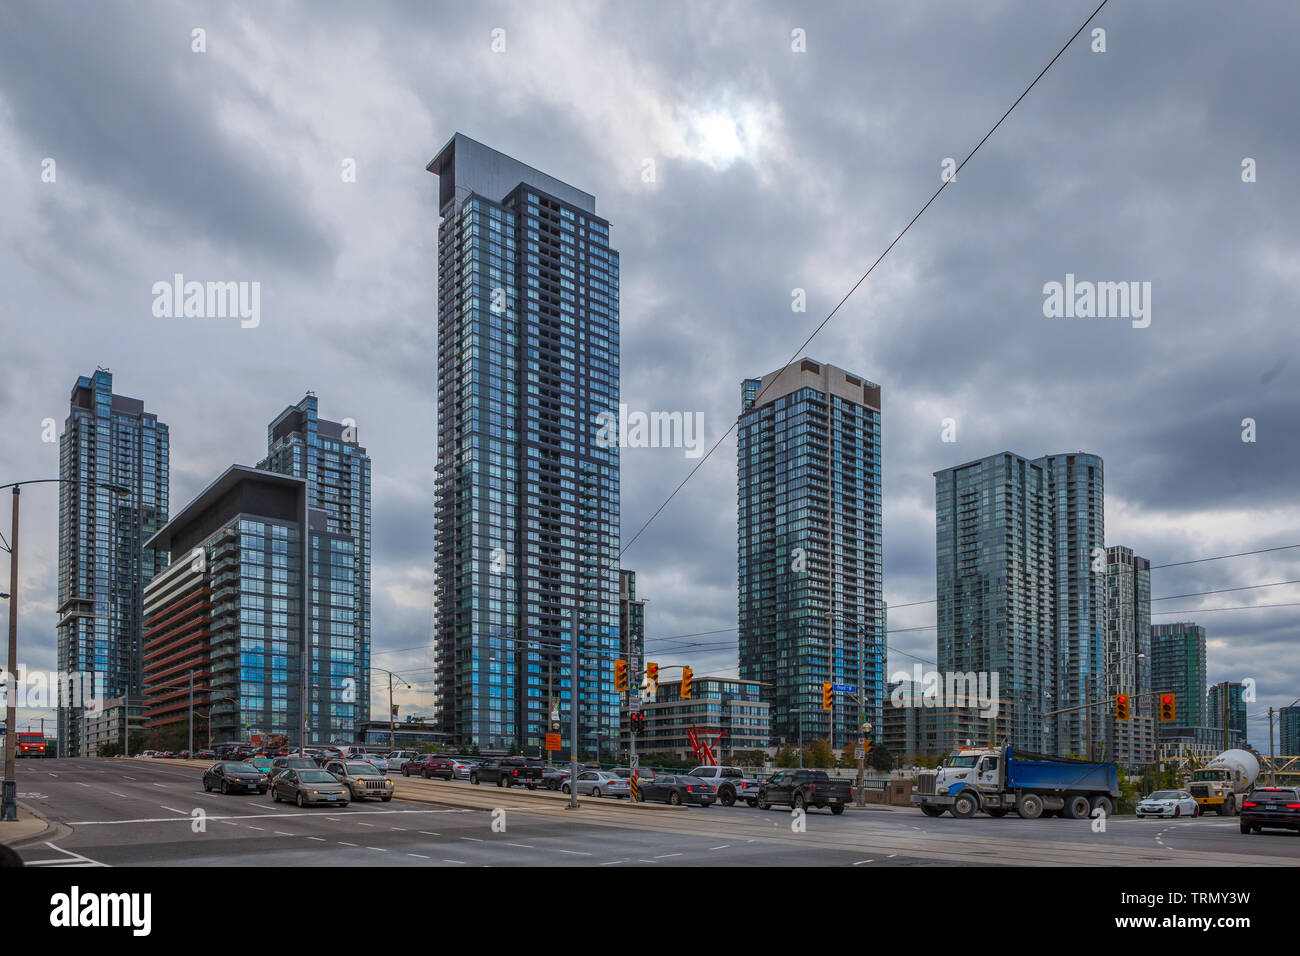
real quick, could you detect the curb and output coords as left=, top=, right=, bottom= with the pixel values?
left=0, top=802, right=55, bottom=849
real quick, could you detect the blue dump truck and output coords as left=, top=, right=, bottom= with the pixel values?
left=912, top=745, right=1120, bottom=820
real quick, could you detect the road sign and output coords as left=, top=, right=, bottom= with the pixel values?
left=545, top=733, right=562, bottom=751
left=630, top=754, right=640, bottom=769
left=854, top=747, right=865, bottom=760
left=832, top=684, right=857, bottom=693
left=628, top=694, right=641, bottom=712
left=550, top=699, right=560, bottom=722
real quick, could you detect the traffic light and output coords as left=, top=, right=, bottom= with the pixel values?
left=629, top=712, right=644, bottom=735
left=1159, top=693, right=1176, bottom=722
left=1115, top=693, right=1131, bottom=720
left=614, top=659, right=628, bottom=693
left=681, top=667, right=693, bottom=699
left=822, top=682, right=833, bottom=711
left=646, top=661, right=658, bottom=691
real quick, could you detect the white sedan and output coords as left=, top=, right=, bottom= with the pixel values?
left=1136, top=790, right=1200, bottom=818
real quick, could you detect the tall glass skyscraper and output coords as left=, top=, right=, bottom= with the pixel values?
left=1104, top=545, right=1152, bottom=765
left=427, top=134, right=620, bottom=753
left=1150, top=621, right=1206, bottom=728
left=1207, top=681, right=1249, bottom=749
left=259, top=394, right=371, bottom=742
left=57, top=369, right=169, bottom=756
left=738, top=358, right=883, bottom=750
left=935, top=451, right=1103, bottom=756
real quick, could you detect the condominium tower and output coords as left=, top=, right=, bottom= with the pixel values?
left=428, top=133, right=620, bottom=752
left=1150, top=622, right=1207, bottom=728
left=935, top=451, right=1104, bottom=756
left=259, top=394, right=372, bottom=741
left=738, top=358, right=884, bottom=750
left=57, top=369, right=169, bottom=756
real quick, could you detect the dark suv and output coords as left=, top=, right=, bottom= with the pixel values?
left=1240, top=786, right=1300, bottom=834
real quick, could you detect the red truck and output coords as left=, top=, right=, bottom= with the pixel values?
left=16, top=732, right=47, bottom=758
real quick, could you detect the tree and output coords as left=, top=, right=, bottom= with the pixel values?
left=805, top=738, right=834, bottom=768
left=868, top=744, right=895, bottom=773
left=729, top=750, right=767, bottom=768
left=774, top=745, right=800, bottom=768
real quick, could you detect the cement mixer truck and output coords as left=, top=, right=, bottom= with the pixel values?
left=1185, top=749, right=1259, bottom=816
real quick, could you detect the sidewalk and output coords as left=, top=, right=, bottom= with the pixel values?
left=0, top=804, right=52, bottom=848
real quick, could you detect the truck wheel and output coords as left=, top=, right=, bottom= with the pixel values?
left=830, top=804, right=845, bottom=816
left=920, top=805, right=945, bottom=818
left=1017, top=794, right=1044, bottom=820
left=1063, top=794, right=1091, bottom=819
left=719, top=787, right=735, bottom=807
left=1226, top=795, right=1237, bottom=816
left=470, top=773, right=479, bottom=785
left=1090, top=796, right=1114, bottom=818
left=1239, top=821, right=1251, bottom=834
left=757, top=792, right=771, bottom=811
left=951, top=793, right=978, bottom=819
left=792, top=792, right=805, bottom=812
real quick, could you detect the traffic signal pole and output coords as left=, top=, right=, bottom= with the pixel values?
left=568, top=604, right=578, bottom=810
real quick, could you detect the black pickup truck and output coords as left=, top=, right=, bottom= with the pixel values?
left=755, top=769, right=853, bottom=815
left=469, top=758, right=544, bottom=789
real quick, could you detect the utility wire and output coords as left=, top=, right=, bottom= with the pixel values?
left=619, top=0, right=1111, bottom=559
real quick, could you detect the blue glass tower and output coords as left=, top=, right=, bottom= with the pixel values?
left=737, top=358, right=884, bottom=751
left=935, top=451, right=1103, bottom=756
left=57, top=369, right=169, bottom=756
left=259, top=394, right=371, bottom=743
left=428, top=134, right=620, bottom=753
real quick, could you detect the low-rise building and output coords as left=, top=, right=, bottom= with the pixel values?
left=84, top=695, right=146, bottom=756
left=634, top=676, right=770, bottom=760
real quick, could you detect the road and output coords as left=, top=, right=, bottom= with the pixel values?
left=11, top=759, right=1300, bottom=867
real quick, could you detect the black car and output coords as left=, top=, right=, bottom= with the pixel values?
left=1240, top=786, right=1300, bottom=834
left=203, top=761, right=268, bottom=795
left=313, top=747, right=344, bottom=767
left=470, top=758, right=543, bottom=788
left=267, top=755, right=320, bottom=786
left=636, top=774, right=716, bottom=807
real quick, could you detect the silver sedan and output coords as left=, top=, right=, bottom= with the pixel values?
left=566, top=770, right=631, bottom=798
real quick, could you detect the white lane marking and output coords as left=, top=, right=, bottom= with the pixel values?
left=159, top=806, right=189, bottom=815
left=338, top=842, right=358, bottom=847
left=710, top=845, right=730, bottom=850
left=274, top=831, right=293, bottom=836
left=854, top=860, right=875, bottom=865
left=461, top=836, right=483, bottom=842
left=246, top=826, right=265, bottom=831
left=23, top=843, right=107, bottom=868
left=408, top=853, right=430, bottom=859
left=108, top=792, right=128, bottom=798
left=555, top=848, right=592, bottom=856
left=505, top=842, right=534, bottom=849
left=355, top=822, right=375, bottom=827
left=443, top=859, right=466, bottom=864
left=366, top=847, right=387, bottom=852
left=418, top=831, right=440, bottom=836
left=307, top=837, right=326, bottom=842
left=65, top=808, right=464, bottom=826
left=654, top=852, right=681, bottom=858
left=123, top=776, right=137, bottom=781
left=599, top=859, right=626, bottom=866
left=76, top=782, right=91, bottom=788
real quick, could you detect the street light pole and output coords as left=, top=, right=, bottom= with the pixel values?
left=2, top=487, right=21, bottom=821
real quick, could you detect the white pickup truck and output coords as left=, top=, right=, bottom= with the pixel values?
left=686, top=766, right=761, bottom=807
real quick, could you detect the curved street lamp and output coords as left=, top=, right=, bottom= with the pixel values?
left=2, top=478, right=130, bottom=822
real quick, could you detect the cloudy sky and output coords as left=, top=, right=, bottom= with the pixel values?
left=2, top=0, right=1297, bottom=741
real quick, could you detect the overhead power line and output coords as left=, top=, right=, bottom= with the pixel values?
left=619, top=0, right=1111, bottom=559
